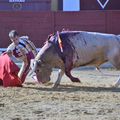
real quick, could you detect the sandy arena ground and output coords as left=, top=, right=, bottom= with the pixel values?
left=0, top=69, right=120, bottom=120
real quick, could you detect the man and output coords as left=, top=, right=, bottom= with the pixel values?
left=6, top=30, right=37, bottom=81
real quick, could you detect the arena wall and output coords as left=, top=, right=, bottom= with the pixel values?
left=0, top=10, right=120, bottom=48
left=80, top=0, right=120, bottom=10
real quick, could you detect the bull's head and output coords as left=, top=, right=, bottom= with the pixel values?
left=31, top=59, right=52, bottom=84
left=31, top=32, right=61, bottom=84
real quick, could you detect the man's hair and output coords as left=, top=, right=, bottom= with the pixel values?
left=9, top=30, right=19, bottom=38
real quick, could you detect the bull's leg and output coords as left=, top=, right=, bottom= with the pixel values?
left=64, top=60, right=81, bottom=83
left=65, top=69, right=80, bottom=83
left=111, top=62, right=120, bottom=87
left=113, top=76, right=120, bottom=87
left=53, top=69, right=64, bottom=88
left=108, top=53, right=120, bottom=87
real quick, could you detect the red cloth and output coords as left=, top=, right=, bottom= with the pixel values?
left=0, top=53, right=25, bottom=87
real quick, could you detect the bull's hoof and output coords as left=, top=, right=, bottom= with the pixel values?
left=71, top=78, right=81, bottom=83
left=53, top=83, right=59, bottom=88
left=111, top=83, right=119, bottom=88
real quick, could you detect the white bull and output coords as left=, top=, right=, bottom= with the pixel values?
left=32, top=31, right=120, bottom=88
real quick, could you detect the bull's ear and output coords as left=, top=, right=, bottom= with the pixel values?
left=54, top=31, right=59, bottom=42
left=47, top=33, right=53, bottom=40
left=56, top=31, right=59, bottom=36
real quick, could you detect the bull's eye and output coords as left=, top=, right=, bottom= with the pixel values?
left=36, top=69, right=40, bottom=73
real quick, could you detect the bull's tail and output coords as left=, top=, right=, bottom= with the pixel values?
left=96, top=67, right=119, bottom=77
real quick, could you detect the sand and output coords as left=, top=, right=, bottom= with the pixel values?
left=0, top=69, right=120, bottom=120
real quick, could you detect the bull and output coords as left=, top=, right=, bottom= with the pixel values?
left=32, top=31, right=120, bottom=88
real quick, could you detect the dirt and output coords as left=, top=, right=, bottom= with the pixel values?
left=0, top=69, right=120, bottom=120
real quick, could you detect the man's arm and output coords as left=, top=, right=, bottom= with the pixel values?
left=18, top=48, right=28, bottom=79
left=6, top=43, right=14, bottom=57
left=26, top=40, right=38, bottom=56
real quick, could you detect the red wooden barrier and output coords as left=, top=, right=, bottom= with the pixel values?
left=0, top=11, right=120, bottom=48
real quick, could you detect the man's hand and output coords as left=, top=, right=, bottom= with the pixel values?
left=6, top=50, right=13, bottom=57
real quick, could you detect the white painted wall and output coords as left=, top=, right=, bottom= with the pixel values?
left=63, top=0, right=80, bottom=11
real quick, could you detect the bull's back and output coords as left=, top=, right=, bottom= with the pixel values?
left=66, top=31, right=120, bottom=67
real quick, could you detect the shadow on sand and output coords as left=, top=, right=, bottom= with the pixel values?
left=24, top=82, right=120, bottom=93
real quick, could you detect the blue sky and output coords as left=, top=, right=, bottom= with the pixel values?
left=63, top=0, right=80, bottom=11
